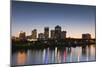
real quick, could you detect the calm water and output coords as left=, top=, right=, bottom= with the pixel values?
left=12, top=44, right=96, bottom=66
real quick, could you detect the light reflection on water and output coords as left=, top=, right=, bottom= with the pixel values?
left=12, top=44, right=96, bottom=66
left=17, top=51, right=27, bottom=65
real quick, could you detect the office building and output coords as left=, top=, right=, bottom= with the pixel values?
left=19, top=31, right=26, bottom=40
left=55, top=25, right=61, bottom=39
left=38, top=33, right=45, bottom=39
left=31, top=29, right=37, bottom=39
left=51, top=30, right=55, bottom=39
left=82, top=33, right=91, bottom=39
left=61, top=31, right=66, bottom=39
left=44, top=27, right=49, bottom=39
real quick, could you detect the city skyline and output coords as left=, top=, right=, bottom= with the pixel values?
left=11, top=1, right=96, bottom=38
left=12, top=25, right=94, bottom=39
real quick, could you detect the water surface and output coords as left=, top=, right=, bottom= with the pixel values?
left=12, top=44, right=96, bottom=66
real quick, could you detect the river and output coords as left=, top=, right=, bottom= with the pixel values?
left=11, top=44, right=96, bottom=66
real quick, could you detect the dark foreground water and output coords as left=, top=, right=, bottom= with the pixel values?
left=11, top=44, right=96, bottom=66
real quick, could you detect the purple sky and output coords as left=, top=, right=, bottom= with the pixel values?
left=11, top=1, right=96, bottom=38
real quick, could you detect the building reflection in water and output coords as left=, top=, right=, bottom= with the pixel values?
left=55, top=47, right=58, bottom=63
left=67, top=47, right=71, bottom=62
left=56, top=47, right=63, bottom=63
left=43, top=48, right=55, bottom=64
left=77, top=47, right=81, bottom=62
left=82, top=45, right=89, bottom=61
left=17, top=50, right=27, bottom=65
left=67, top=47, right=71, bottom=54
left=87, top=45, right=96, bottom=60
left=51, top=49, right=55, bottom=63
left=57, top=49, right=61, bottom=63
left=63, top=48, right=67, bottom=62
left=12, top=44, right=95, bottom=65
left=43, top=48, right=49, bottom=64
left=43, top=47, right=65, bottom=64
left=86, top=46, right=89, bottom=61
left=82, top=46, right=87, bottom=56
left=70, top=47, right=73, bottom=62
left=43, top=49, right=46, bottom=64
left=42, top=45, right=95, bottom=64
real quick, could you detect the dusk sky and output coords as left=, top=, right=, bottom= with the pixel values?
left=11, top=1, right=96, bottom=38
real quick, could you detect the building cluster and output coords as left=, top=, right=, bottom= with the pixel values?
left=14, top=25, right=67, bottom=41
left=12, top=25, right=92, bottom=41
left=51, top=25, right=66, bottom=39
left=38, top=25, right=67, bottom=40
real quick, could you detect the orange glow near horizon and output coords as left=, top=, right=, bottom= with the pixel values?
left=13, top=31, right=95, bottom=39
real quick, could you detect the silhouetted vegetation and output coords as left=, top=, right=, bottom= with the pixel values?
left=12, top=38, right=96, bottom=51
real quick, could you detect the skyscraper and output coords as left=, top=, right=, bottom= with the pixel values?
left=38, top=33, right=45, bottom=40
left=19, top=31, right=26, bottom=40
left=51, top=30, right=55, bottom=39
left=61, top=31, right=66, bottom=39
left=44, top=27, right=49, bottom=39
left=55, top=25, right=61, bottom=39
left=31, top=29, right=37, bottom=39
